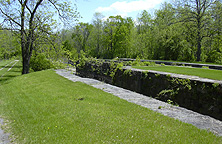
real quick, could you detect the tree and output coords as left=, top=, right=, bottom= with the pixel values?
left=174, top=0, right=220, bottom=61
left=72, top=22, right=93, bottom=54
left=90, top=12, right=105, bottom=58
left=211, top=1, right=222, bottom=51
left=136, top=10, right=154, bottom=58
left=0, top=0, right=79, bottom=74
left=204, top=1, right=222, bottom=63
left=153, top=2, right=188, bottom=61
left=103, top=15, right=134, bottom=58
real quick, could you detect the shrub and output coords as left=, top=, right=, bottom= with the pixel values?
left=30, top=54, right=54, bottom=72
left=206, top=50, right=222, bottom=64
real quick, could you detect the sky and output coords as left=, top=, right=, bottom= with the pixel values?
left=76, top=0, right=167, bottom=23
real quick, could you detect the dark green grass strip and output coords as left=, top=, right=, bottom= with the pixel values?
left=0, top=70, right=221, bottom=143
left=133, top=65, right=222, bottom=80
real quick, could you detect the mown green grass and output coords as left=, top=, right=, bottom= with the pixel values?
left=0, top=67, right=221, bottom=143
left=0, top=60, right=11, bottom=67
left=0, top=60, right=22, bottom=85
left=150, top=59, right=222, bottom=66
left=133, top=65, right=222, bottom=80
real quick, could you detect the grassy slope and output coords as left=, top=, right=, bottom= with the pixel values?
left=0, top=68, right=221, bottom=143
left=133, top=65, right=222, bottom=80
left=0, top=60, right=22, bottom=85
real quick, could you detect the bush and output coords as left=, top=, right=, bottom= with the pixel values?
left=206, top=50, right=222, bottom=64
left=51, top=60, right=66, bottom=69
left=30, top=54, right=54, bottom=72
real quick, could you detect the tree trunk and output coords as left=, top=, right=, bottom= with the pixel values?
left=22, top=53, right=30, bottom=74
left=196, top=18, right=202, bottom=61
left=196, top=0, right=201, bottom=62
left=196, top=38, right=201, bottom=61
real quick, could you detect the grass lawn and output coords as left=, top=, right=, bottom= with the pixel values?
left=149, top=59, right=222, bottom=66
left=0, top=61, right=221, bottom=143
left=132, top=65, right=222, bottom=80
left=0, top=60, right=22, bottom=85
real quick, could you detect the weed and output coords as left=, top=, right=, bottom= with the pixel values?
left=124, top=69, right=132, bottom=77
left=202, top=66, right=209, bottom=69
left=212, top=83, right=219, bottom=88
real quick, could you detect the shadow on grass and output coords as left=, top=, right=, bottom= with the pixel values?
left=0, top=74, right=21, bottom=85
left=9, top=68, right=22, bottom=73
left=0, top=77, right=11, bottom=85
left=0, top=65, right=22, bottom=69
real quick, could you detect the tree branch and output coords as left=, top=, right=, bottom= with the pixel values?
left=0, top=7, right=21, bottom=27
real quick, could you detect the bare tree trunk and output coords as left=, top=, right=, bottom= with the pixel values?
left=22, top=52, right=31, bottom=74
left=21, top=1, right=29, bottom=74
left=196, top=35, right=202, bottom=61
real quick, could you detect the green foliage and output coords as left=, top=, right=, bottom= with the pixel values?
left=76, top=50, right=87, bottom=69
left=66, top=1, right=222, bottom=64
left=51, top=61, right=66, bottom=69
left=202, top=66, right=209, bottom=69
left=0, top=0, right=80, bottom=74
left=30, top=53, right=54, bottom=72
left=155, top=74, right=160, bottom=77
left=158, top=88, right=179, bottom=106
left=123, top=69, right=132, bottom=77
left=109, top=61, right=124, bottom=79
left=206, top=50, right=222, bottom=64
left=0, top=30, right=21, bottom=59
left=166, top=74, right=171, bottom=78
left=212, top=83, right=219, bottom=88
left=62, top=40, right=78, bottom=60
left=142, top=71, right=149, bottom=79
left=157, top=78, right=191, bottom=106
left=131, top=57, right=156, bottom=66
left=171, top=78, right=192, bottom=91
left=167, top=99, right=174, bottom=105
left=131, top=57, right=142, bottom=66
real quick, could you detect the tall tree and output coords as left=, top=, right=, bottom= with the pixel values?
left=175, top=0, right=219, bottom=61
left=91, top=12, right=104, bottom=58
left=103, top=15, right=134, bottom=58
left=136, top=10, right=154, bottom=58
left=72, top=22, right=93, bottom=53
left=0, top=0, right=79, bottom=74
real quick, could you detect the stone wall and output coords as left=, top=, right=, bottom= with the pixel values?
left=76, top=61, right=222, bottom=120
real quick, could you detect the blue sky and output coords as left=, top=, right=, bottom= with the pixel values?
left=76, top=0, right=167, bottom=23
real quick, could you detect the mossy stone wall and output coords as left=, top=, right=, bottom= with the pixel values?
left=76, top=61, right=222, bottom=120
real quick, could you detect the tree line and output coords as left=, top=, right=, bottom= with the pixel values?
left=62, top=0, right=222, bottom=64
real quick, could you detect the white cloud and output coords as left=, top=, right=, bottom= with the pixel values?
left=95, top=0, right=164, bottom=17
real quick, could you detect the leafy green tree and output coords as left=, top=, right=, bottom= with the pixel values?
left=205, top=1, right=222, bottom=63
left=136, top=10, right=154, bottom=59
left=174, top=0, right=219, bottom=61
left=0, top=0, right=79, bottom=74
left=89, top=12, right=105, bottom=58
left=103, top=15, right=134, bottom=58
left=72, top=22, right=93, bottom=54
left=152, top=2, right=184, bottom=60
